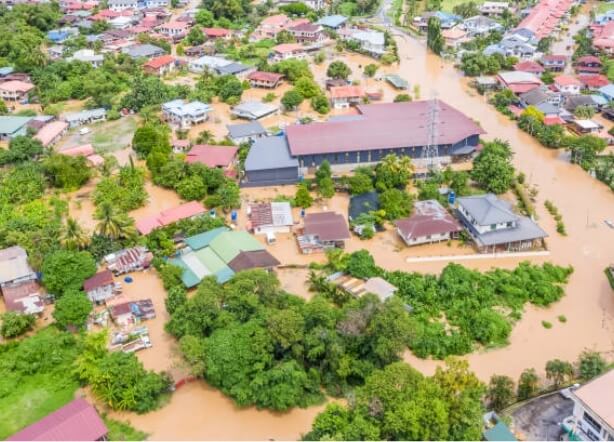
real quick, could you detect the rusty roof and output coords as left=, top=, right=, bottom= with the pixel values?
left=304, top=212, right=350, bottom=241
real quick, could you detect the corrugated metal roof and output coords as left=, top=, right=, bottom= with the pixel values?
left=209, top=231, right=264, bottom=263
left=185, top=227, right=229, bottom=250
left=244, top=136, right=299, bottom=171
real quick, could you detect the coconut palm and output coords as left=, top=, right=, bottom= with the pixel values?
left=95, top=202, right=137, bottom=240
left=61, top=217, right=91, bottom=250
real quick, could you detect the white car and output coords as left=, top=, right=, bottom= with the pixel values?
left=79, top=127, right=90, bottom=135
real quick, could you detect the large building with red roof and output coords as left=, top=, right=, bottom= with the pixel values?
left=136, top=201, right=206, bottom=235
left=516, top=0, right=573, bottom=39
left=7, top=398, right=107, bottom=441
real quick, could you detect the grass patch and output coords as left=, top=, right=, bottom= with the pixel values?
left=104, top=417, right=149, bottom=441
left=558, top=315, right=567, bottom=323
left=596, top=1, right=614, bottom=14
left=90, top=117, right=138, bottom=153
left=542, top=320, right=553, bottom=329
left=440, top=0, right=484, bottom=12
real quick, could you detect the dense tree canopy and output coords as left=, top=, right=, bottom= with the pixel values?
left=41, top=250, right=96, bottom=297
left=471, top=139, right=515, bottom=194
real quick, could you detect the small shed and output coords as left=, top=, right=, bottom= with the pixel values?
left=83, top=269, right=115, bottom=303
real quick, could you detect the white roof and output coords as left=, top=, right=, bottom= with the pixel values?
left=351, top=30, right=385, bottom=45
left=162, top=99, right=211, bottom=116
left=69, top=49, right=104, bottom=62
left=271, top=202, right=294, bottom=227
left=190, top=55, right=232, bottom=69
left=573, top=370, right=614, bottom=429
left=575, top=119, right=600, bottom=130
left=498, top=70, right=541, bottom=84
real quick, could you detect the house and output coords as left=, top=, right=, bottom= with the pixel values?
left=442, top=27, right=469, bottom=48
left=161, top=99, right=211, bottom=128
left=562, top=370, right=614, bottom=441
left=484, top=39, right=536, bottom=59
left=247, top=71, right=283, bottom=88
left=0, top=116, right=35, bottom=140
left=515, top=0, right=573, bottom=40
left=574, top=55, right=603, bottom=74
left=187, top=56, right=252, bottom=76
left=329, top=85, right=365, bottom=109
left=215, top=62, right=253, bottom=78
left=243, top=136, right=299, bottom=186
left=599, top=84, right=614, bottom=102
left=157, top=21, right=190, bottom=39
left=540, top=54, right=567, bottom=72
left=47, top=27, right=79, bottom=43
left=462, top=15, right=503, bottom=36
left=83, top=269, right=115, bottom=303
left=396, top=199, right=463, bottom=247
left=109, top=299, right=155, bottom=325
left=67, top=49, right=104, bottom=67
left=250, top=14, right=296, bottom=41
left=594, top=9, right=614, bottom=26
left=34, top=121, right=69, bottom=147
left=170, top=227, right=279, bottom=286
left=63, top=108, right=107, bottom=127
left=136, top=201, right=207, bottom=234
left=108, top=0, right=137, bottom=11
left=185, top=144, right=238, bottom=171
left=514, top=60, right=544, bottom=75
left=248, top=202, right=294, bottom=236
left=285, top=100, right=484, bottom=172
left=171, top=139, right=190, bottom=153
left=415, top=11, right=461, bottom=30
left=554, top=75, right=583, bottom=95
left=231, top=101, right=278, bottom=120
left=385, top=74, right=408, bottom=90
left=203, top=27, right=231, bottom=40
left=592, top=21, right=614, bottom=55
left=317, top=14, right=347, bottom=29
left=7, top=398, right=108, bottom=441
left=122, top=43, right=165, bottom=59
left=0, top=80, right=34, bottom=101
left=519, top=86, right=562, bottom=110
left=59, top=143, right=103, bottom=167
left=109, top=15, right=133, bottom=29
left=578, top=74, right=609, bottom=90
left=226, top=121, right=267, bottom=144
left=564, top=94, right=599, bottom=114
left=104, top=246, right=153, bottom=275
left=1, top=280, right=44, bottom=315
left=568, top=119, right=602, bottom=135
left=496, top=71, right=542, bottom=94
left=143, top=54, right=176, bottom=76
left=184, top=44, right=215, bottom=57
left=328, top=273, right=397, bottom=302
left=270, top=43, right=306, bottom=61
left=297, top=212, right=350, bottom=254
left=49, top=45, right=65, bottom=59
left=340, top=29, right=385, bottom=56
left=456, top=194, right=547, bottom=252
left=479, top=1, right=510, bottom=16
left=289, top=22, right=323, bottom=43
left=0, top=246, right=42, bottom=315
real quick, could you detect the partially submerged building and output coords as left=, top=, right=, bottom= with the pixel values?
left=108, top=298, right=155, bottom=326
left=248, top=201, right=294, bottom=237
left=104, top=246, right=153, bottom=275
left=396, top=199, right=463, bottom=247
left=83, top=269, right=115, bottom=304
left=135, top=201, right=206, bottom=235
left=161, top=99, right=212, bottom=129
left=297, top=212, right=350, bottom=254
left=0, top=246, right=43, bottom=315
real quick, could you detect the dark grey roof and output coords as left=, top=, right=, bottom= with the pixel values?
left=216, top=62, right=250, bottom=75
left=458, top=194, right=517, bottom=225
left=564, top=94, right=596, bottom=111
left=244, top=136, right=298, bottom=171
left=463, top=214, right=548, bottom=247
left=227, top=121, right=266, bottom=139
left=349, top=192, right=379, bottom=221
left=520, top=88, right=549, bottom=106
left=535, top=102, right=559, bottom=115
left=122, top=44, right=165, bottom=58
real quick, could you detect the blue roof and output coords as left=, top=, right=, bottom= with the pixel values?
left=591, top=94, right=608, bottom=106
left=599, top=84, right=614, bottom=98
left=483, top=422, right=517, bottom=441
left=0, top=66, right=14, bottom=77
left=317, top=15, right=348, bottom=28
left=184, top=227, right=229, bottom=250
left=169, top=257, right=201, bottom=288
left=434, top=11, right=461, bottom=23
left=244, top=136, right=298, bottom=171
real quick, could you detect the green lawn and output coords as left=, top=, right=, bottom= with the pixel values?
left=104, top=417, right=149, bottom=441
left=440, top=0, right=485, bottom=12
left=596, top=1, right=614, bottom=14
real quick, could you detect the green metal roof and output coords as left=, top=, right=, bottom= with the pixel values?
left=0, top=116, right=33, bottom=135
left=208, top=231, right=264, bottom=263
left=185, top=226, right=229, bottom=250
left=169, top=257, right=201, bottom=289
left=483, top=422, right=517, bottom=442
left=194, top=247, right=229, bottom=274
left=385, top=74, right=408, bottom=89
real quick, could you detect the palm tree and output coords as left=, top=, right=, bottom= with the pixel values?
left=95, top=203, right=137, bottom=240
left=61, top=217, right=91, bottom=250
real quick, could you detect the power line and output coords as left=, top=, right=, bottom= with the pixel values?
left=421, top=93, right=441, bottom=172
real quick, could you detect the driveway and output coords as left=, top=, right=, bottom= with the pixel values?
left=511, top=393, right=574, bottom=441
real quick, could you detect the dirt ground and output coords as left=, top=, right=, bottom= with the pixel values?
left=511, top=393, right=574, bottom=441
left=56, top=116, right=138, bottom=154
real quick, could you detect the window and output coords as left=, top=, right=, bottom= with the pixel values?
left=583, top=412, right=602, bottom=434
left=490, top=224, right=497, bottom=231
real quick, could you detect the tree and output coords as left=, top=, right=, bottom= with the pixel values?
left=95, top=202, right=138, bottom=240
left=486, top=375, right=515, bottom=411
left=42, top=154, right=91, bottom=190
left=276, top=29, right=296, bottom=44
left=517, top=368, right=540, bottom=400
left=326, top=61, right=351, bottom=80
left=311, top=94, right=330, bottom=114
left=545, top=359, right=574, bottom=388
left=374, top=154, right=413, bottom=191
left=318, top=177, right=335, bottom=198
left=566, top=135, right=607, bottom=170
left=453, top=1, right=480, bottom=17
left=347, top=250, right=380, bottom=279
left=578, top=350, right=607, bottom=381
left=294, top=184, right=313, bottom=208
left=427, top=17, right=444, bottom=55
left=379, top=188, right=413, bottom=220
left=214, top=181, right=241, bottom=211
left=471, top=139, right=515, bottom=194
left=132, top=124, right=170, bottom=158
left=394, top=93, right=411, bottom=102
left=271, top=59, right=313, bottom=82
left=217, top=75, right=244, bottom=103
left=363, top=63, right=378, bottom=78
left=53, top=290, right=93, bottom=330
left=186, top=26, right=205, bottom=46
left=537, top=36, right=553, bottom=53
left=0, top=312, right=35, bottom=338
left=195, top=9, right=215, bottom=26
left=0, top=136, right=44, bottom=164
left=61, top=217, right=91, bottom=250
left=348, top=170, right=374, bottom=195
left=279, top=2, right=312, bottom=16
left=281, top=89, right=304, bottom=110
left=294, top=76, right=321, bottom=99
left=42, top=250, right=97, bottom=297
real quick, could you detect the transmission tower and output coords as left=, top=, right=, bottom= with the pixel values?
left=421, top=93, right=441, bottom=172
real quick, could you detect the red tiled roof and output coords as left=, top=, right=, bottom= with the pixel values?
left=578, top=74, right=609, bottom=88
left=286, top=100, right=485, bottom=156
left=261, top=14, right=289, bottom=26
left=83, top=269, right=113, bottom=292
left=185, top=144, right=238, bottom=168
left=143, top=54, right=175, bottom=69
left=136, top=201, right=206, bottom=234
left=272, top=43, right=304, bottom=53
left=395, top=201, right=462, bottom=240
left=7, top=398, right=107, bottom=441
left=203, top=27, right=230, bottom=37
left=247, top=71, right=283, bottom=82
left=304, top=212, right=350, bottom=241
left=555, top=74, right=582, bottom=86
left=514, top=60, right=544, bottom=74
left=330, top=85, right=365, bottom=99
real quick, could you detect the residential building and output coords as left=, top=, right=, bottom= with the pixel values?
left=519, top=86, right=562, bottom=108
left=231, top=101, right=278, bottom=120
left=554, top=74, right=583, bottom=95
left=599, top=84, right=614, bottom=102
left=143, top=54, right=176, bottom=75
left=122, top=43, right=165, bottom=59
left=592, top=21, right=614, bottom=55
left=203, top=27, right=231, bottom=40
left=187, top=55, right=251, bottom=77
left=288, top=22, right=323, bottom=43
left=297, top=212, right=350, bottom=254
left=250, top=14, right=302, bottom=41
left=514, top=60, right=544, bottom=75
left=170, top=227, right=280, bottom=286
left=0, top=116, right=34, bottom=140
left=67, top=48, right=104, bottom=67
left=109, top=298, right=155, bottom=325
left=1, top=280, right=44, bottom=315
left=564, top=94, right=599, bottom=114
left=248, top=202, right=294, bottom=237
left=328, top=273, right=397, bottom=302
left=540, top=54, right=567, bottom=72
left=484, top=36, right=536, bottom=59
left=442, top=27, right=469, bottom=48
left=63, top=108, right=107, bottom=127
left=316, top=15, right=348, bottom=29
left=462, top=15, right=503, bottom=36
left=185, top=144, right=238, bottom=171
left=109, top=15, right=133, bottom=29
left=385, top=74, right=408, bottom=89
left=329, top=85, right=366, bottom=109
left=456, top=194, right=547, bottom=252
left=243, top=136, right=299, bottom=186
left=574, top=55, right=603, bottom=74
left=47, top=27, right=79, bottom=43
left=161, top=99, right=211, bottom=128
left=104, top=246, right=153, bottom=275
left=108, top=0, right=137, bottom=11
left=496, top=71, right=542, bottom=94
left=0, top=246, right=42, bottom=315
left=395, top=199, right=463, bottom=246
left=7, top=398, right=108, bottom=441
left=415, top=11, right=461, bottom=30
left=270, top=43, right=306, bottom=61
left=34, top=121, right=68, bottom=147
left=171, top=139, right=190, bottom=153
left=0, top=80, right=34, bottom=101
left=578, top=74, right=609, bottom=90
left=479, top=1, right=511, bottom=16
left=568, top=119, right=603, bottom=135
left=226, top=120, right=267, bottom=144
left=247, top=71, right=283, bottom=88
left=135, top=201, right=206, bottom=234
left=340, top=29, right=385, bottom=56
left=83, top=269, right=115, bottom=303
left=515, top=0, right=573, bottom=40
left=215, top=62, right=253, bottom=78
left=157, top=20, right=189, bottom=39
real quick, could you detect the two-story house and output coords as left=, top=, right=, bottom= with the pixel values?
left=554, top=75, right=583, bottom=95
left=162, top=99, right=211, bottom=129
